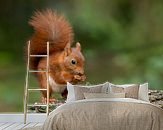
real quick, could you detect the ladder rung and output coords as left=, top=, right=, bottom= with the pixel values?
left=27, top=104, right=47, bottom=107
left=29, top=70, right=47, bottom=73
left=28, top=88, right=47, bottom=91
left=30, top=55, right=47, bottom=57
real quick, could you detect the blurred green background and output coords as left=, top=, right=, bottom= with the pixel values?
left=0, top=0, right=163, bottom=112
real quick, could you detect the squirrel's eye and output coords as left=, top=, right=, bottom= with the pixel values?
left=71, top=59, right=76, bottom=65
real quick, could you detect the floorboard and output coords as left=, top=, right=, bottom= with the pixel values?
left=12, top=123, right=29, bottom=130
left=4, top=123, right=21, bottom=130
left=22, top=122, right=38, bottom=129
left=0, top=123, right=14, bottom=130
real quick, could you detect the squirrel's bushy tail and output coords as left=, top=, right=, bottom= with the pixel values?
left=26, top=9, right=74, bottom=70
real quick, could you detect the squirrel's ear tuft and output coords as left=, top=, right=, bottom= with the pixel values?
left=76, top=42, right=81, bottom=51
left=64, top=42, right=71, bottom=56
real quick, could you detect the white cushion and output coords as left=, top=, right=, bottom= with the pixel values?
left=66, top=82, right=76, bottom=103
left=109, top=82, right=149, bottom=102
left=138, top=83, right=149, bottom=102
left=66, top=82, right=109, bottom=103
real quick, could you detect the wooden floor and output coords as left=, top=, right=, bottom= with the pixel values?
left=0, top=122, right=43, bottom=130
left=0, top=113, right=46, bottom=130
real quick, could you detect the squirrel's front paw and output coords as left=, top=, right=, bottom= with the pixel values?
left=41, top=97, right=56, bottom=104
left=81, top=75, right=86, bottom=81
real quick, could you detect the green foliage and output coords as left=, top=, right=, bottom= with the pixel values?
left=0, top=0, right=163, bottom=112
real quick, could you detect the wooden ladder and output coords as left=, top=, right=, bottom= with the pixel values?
left=24, top=41, right=50, bottom=124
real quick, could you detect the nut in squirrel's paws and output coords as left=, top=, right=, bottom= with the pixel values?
left=74, top=75, right=86, bottom=81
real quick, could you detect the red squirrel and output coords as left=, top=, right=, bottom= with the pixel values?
left=26, top=9, right=86, bottom=103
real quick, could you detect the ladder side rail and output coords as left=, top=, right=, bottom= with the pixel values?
left=46, top=41, right=50, bottom=116
left=24, top=41, right=31, bottom=124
